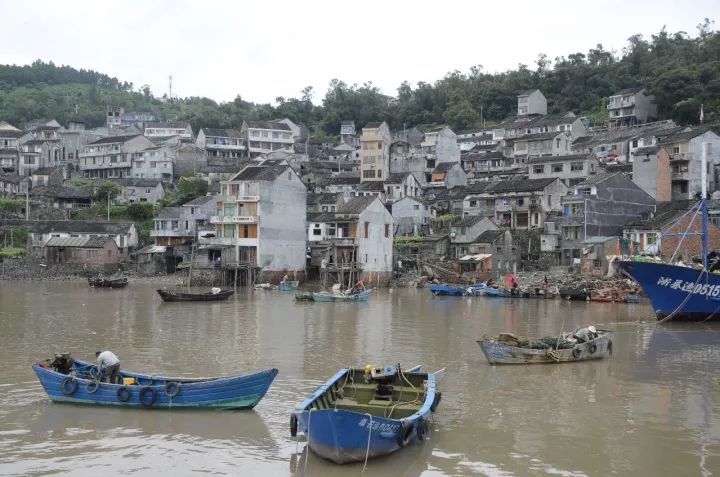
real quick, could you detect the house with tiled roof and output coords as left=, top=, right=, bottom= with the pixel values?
left=607, top=87, right=658, bottom=125
left=241, top=120, right=294, bottom=157
left=196, top=128, right=246, bottom=159
left=79, top=134, right=156, bottom=179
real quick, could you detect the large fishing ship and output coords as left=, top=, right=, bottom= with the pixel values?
left=619, top=143, right=719, bottom=322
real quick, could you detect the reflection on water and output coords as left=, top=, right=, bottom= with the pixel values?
left=0, top=282, right=719, bottom=476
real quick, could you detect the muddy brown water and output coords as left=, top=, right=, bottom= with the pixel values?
left=0, top=281, right=718, bottom=476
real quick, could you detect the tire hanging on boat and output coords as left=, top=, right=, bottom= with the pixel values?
left=164, top=381, right=180, bottom=398
left=416, top=419, right=429, bottom=441
left=60, top=377, right=78, bottom=395
left=431, top=392, right=442, bottom=412
left=116, top=386, right=132, bottom=402
left=607, top=340, right=613, bottom=355
left=397, top=420, right=414, bottom=447
left=572, top=348, right=582, bottom=359
left=588, top=343, right=598, bottom=355
left=85, top=380, right=99, bottom=394
left=290, top=414, right=298, bottom=437
left=139, top=386, right=158, bottom=407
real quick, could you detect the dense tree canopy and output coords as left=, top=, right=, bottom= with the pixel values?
left=1, top=22, right=718, bottom=135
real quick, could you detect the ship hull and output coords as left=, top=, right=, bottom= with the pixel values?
left=619, top=261, right=720, bottom=321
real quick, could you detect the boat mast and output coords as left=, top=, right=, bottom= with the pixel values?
left=188, top=242, right=195, bottom=292
left=701, top=142, right=709, bottom=270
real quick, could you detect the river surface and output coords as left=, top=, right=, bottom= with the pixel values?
left=0, top=281, right=719, bottom=476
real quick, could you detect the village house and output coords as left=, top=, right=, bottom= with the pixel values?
left=355, top=181, right=386, bottom=201
left=360, top=122, right=391, bottom=182
left=143, top=122, right=193, bottom=141
left=18, top=125, right=63, bottom=176
left=0, top=126, right=24, bottom=173
left=425, top=186, right=468, bottom=216
left=607, top=87, right=658, bottom=126
left=420, top=126, right=461, bottom=179
left=150, top=207, right=187, bottom=247
left=316, top=174, right=361, bottom=195
left=203, top=163, right=307, bottom=277
left=392, top=196, right=432, bottom=236
left=517, top=89, right=547, bottom=117
left=241, top=120, right=295, bottom=157
left=43, top=236, right=120, bottom=268
left=558, top=172, right=656, bottom=265
left=384, top=172, right=422, bottom=202
left=79, top=135, right=156, bottom=179
left=0, top=174, right=29, bottom=197
left=111, top=178, right=166, bottom=204
left=657, top=127, right=720, bottom=201
left=462, top=151, right=524, bottom=183
left=463, top=178, right=568, bottom=229
left=455, top=229, right=516, bottom=281
left=430, top=162, right=467, bottom=189
left=59, top=120, right=102, bottom=169
left=29, top=185, right=93, bottom=210
left=511, top=130, right=573, bottom=159
left=527, top=153, right=600, bottom=186
left=571, top=121, right=679, bottom=162
left=389, top=138, right=425, bottom=177
left=130, top=145, right=175, bottom=182
left=196, top=128, right=246, bottom=158
left=26, top=220, right=138, bottom=257
left=449, top=215, right=499, bottom=258
left=30, top=166, right=64, bottom=188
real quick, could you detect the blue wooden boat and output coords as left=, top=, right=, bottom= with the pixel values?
left=312, top=289, right=372, bottom=302
left=427, top=283, right=465, bottom=296
left=290, top=364, right=440, bottom=464
left=32, top=354, right=278, bottom=409
left=482, top=286, right=511, bottom=297
left=278, top=280, right=300, bottom=292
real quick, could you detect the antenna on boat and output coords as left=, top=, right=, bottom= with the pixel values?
left=701, top=143, right=709, bottom=270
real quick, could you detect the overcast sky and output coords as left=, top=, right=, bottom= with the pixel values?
left=4, top=0, right=716, bottom=105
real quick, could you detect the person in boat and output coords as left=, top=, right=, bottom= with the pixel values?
left=573, top=326, right=597, bottom=343
left=281, top=273, right=289, bottom=284
left=486, top=278, right=494, bottom=287
left=350, top=278, right=366, bottom=295
left=95, top=350, right=120, bottom=384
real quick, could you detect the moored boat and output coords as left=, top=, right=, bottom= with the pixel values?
left=278, top=280, right=299, bottom=292
left=88, top=276, right=128, bottom=288
left=478, top=330, right=613, bottom=364
left=482, top=286, right=512, bottom=298
left=32, top=354, right=278, bottom=409
left=312, top=289, right=372, bottom=302
left=427, top=283, right=465, bottom=296
left=558, top=288, right=591, bottom=301
left=157, top=288, right=234, bottom=302
left=290, top=364, right=440, bottom=464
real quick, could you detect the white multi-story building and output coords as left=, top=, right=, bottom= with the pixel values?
left=79, top=134, right=156, bottom=179
left=607, top=87, right=658, bottom=126
left=144, top=122, right=193, bottom=140
left=241, top=121, right=295, bottom=156
left=517, top=89, right=547, bottom=116
left=360, top=121, right=391, bottom=182
left=196, top=128, right=246, bottom=158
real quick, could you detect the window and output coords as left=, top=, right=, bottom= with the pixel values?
left=364, top=222, right=369, bottom=238
left=363, top=170, right=375, bottom=179
left=150, top=161, right=157, bottom=168
left=632, top=140, right=638, bottom=148
left=533, top=165, right=545, bottom=174
left=673, top=146, right=680, bottom=154
left=384, top=224, right=390, bottom=237
left=145, top=188, right=151, bottom=194
left=552, top=164, right=563, bottom=173
left=470, top=200, right=478, bottom=207
left=312, top=228, right=321, bottom=236
left=242, top=225, right=250, bottom=238
left=590, top=163, right=596, bottom=172
left=570, top=162, right=584, bottom=171
left=547, top=195, right=552, bottom=206
left=413, top=204, right=420, bottom=210
left=517, top=198, right=524, bottom=206
left=377, top=170, right=382, bottom=178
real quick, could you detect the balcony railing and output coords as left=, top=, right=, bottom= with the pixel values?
left=671, top=171, right=689, bottom=181
left=210, top=215, right=259, bottom=224
left=669, top=152, right=691, bottom=162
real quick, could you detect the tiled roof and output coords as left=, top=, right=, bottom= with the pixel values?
left=27, top=220, right=134, bottom=234
left=364, top=122, right=383, bottom=129
left=337, top=195, right=376, bottom=214
left=201, top=128, right=241, bottom=138
left=474, top=229, right=505, bottom=244
left=87, top=134, right=141, bottom=145
left=574, top=172, right=619, bottom=187
left=156, top=207, right=184, bottom=219
left=659, top=127, right=710, bottom=145
left=610, top=87, right=644, bottom=96
left=231, top=165, right=288, bottom=181
left=183, top=195, right=214, bottom=206
left=111, top=178, right=163, bottom=188
left=453, top=215, right=484, bottom=227
left=245, top=120, right=291, bottom=131
left=527, top=153, right=590, bottom=163
left=434, top=162, right=459, bottom=172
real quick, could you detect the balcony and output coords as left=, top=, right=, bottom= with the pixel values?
left=205, top=143, right=246, bottom=150
left=150, top=229, right=193, bottom=238
left=219, top=194, right=260, bottom=202
left=210, top=215, right=259, bottom=224
left=669, top=152, right=691, bottom=162
left=671, top=171, right=689, bottom=181
left=198, top=236, right=234, bottom=246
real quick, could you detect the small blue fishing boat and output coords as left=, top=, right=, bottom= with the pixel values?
left=482, top=286, right=511, bottom=297
left=312, top=289, right=372, bottom=302
left=278, top=280, right=300, bottom=292
left=290, top=364, right=440, bottom=464
left=32, top=354, right=278, bottom=409
left=427, top=283, right=465, bottom=296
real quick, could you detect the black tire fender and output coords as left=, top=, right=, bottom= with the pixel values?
left=416, top=419, right=429, bottom=441
left=572, top=347, right=582, bottom=359
left=139, top=386, right=158, bottom=407
left=85, top=380, right=100, bottom=394
left=607, top=340, right=613, bottom=356
left=61, top=377, right=78, bottom=395
left=164, top=381, right=181, bottom=398
left=397, top=420, right=414, bottom=447
left=290, top=413, right=298, bottom=437
left=431, top=392, right=442, bottom=412
left=589, top=343, right=598, bottom=355
left=117, top=386, right=132, bottom=402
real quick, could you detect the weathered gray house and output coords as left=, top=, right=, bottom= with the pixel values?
left=431, top=162, right=467, bottom=189
left=607, top=87, right=657, bottom=125
left=384, top=172, right=422, bottom=202
left=26, top=220, right=138, bottom=257
left=111, top=178, right=166, bottom=204
left=449, top=216, right=498, bottom=258
left=527, top=153, right=600, bottom=186
left=392, top=196, right=432, bottom=236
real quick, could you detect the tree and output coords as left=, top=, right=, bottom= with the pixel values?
left=162, top=176, right=208, bottom=206
left=126, top=202, right=155, bottom=221
left=94, top=181, right=121, bottom=202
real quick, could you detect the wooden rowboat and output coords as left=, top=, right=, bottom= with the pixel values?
left=312, top=289, right=372, bottom=302
left=291, top=365, right=440, bottom=464
left=88, top=276, right=128, bottom=288
left=477, top=330, right=613, bottom=365
left=277, top=280, right=299, bottom=291
left=157, top=289, right=234, bottom=302
left=32, top=356, right=277, bottom=409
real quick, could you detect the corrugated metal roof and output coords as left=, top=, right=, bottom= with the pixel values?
left=45, top=237, right=89, bottom=247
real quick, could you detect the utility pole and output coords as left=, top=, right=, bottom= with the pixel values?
left=25, top=188, right=29, bottom=221
left=107, top=193, right=110, bottom=222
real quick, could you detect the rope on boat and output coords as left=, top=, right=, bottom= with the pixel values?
left=303, top=408, right=315, bottom=474
left=669, top=205, right=702, bottom=264
left=362, top=413, right=373, bottom=473
left=657, top=270, right=705, bottom=323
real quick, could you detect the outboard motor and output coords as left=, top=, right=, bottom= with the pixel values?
left=365, top=364, right=397, bottom=401
left=51, top=353, right=74, bottom=375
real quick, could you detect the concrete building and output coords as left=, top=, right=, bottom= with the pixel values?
left=455, top=229, right=516, bottom=280
left=59, top=121, right=102, bottom=171
left=422, top=126, right=460, bottom=171
left=392, top=196, right=432, bottom=236
left=517, top=89, right=547, bottom=116
left=0, top=175, right=29, bottom=197
left=607, top=87, right=658, bottom=126
left=144, top=122, right=193, bottom=141
left=384, top=172, right=422, bottom=202
left=241, top=121, right=295, bottom=157
left=449, top=216, right=499, bottom=258
left=131, top=145, right=174, bottom=182
left=558, top=172, right=655, bottom=265
left=18, top=125, right=63, bottom=176
left=43, top=236, right=120, bottom=267
left=0, top=127, right=24, bottom=173
left=206, top=163, right=307, bottom=274
left=360, top=122, right=391, bottom=182
left=111, top=178, right=166, bottom=204
left=335, top=196, right=393, bottom=273
left=79, top=135, right=156, bottom=179
left=430, top=162, right=467, bottom=189
left=512, top=130, right=573, bottom=158
left=528, top=153, right=600, bottom=186
left=196, top=128, right=246, bottom=158
left=657, top=128, right=720, bottom=201
left=631, top=146, right=671, bottom=201
left=26, top=220, right=138, bottom=257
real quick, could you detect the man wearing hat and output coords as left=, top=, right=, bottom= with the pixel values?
left=96, top=350, right=121, bottom=384
left=574, top=326, right=597, bottom=343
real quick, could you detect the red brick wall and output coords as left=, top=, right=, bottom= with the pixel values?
left=656, top=148, right=671, bottom=203
left=660, top=214, right=720, bottom=260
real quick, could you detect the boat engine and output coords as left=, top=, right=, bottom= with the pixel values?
left=365, top=364, right=396, bottom=401
left=51, top=353, right=74, bottom=374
